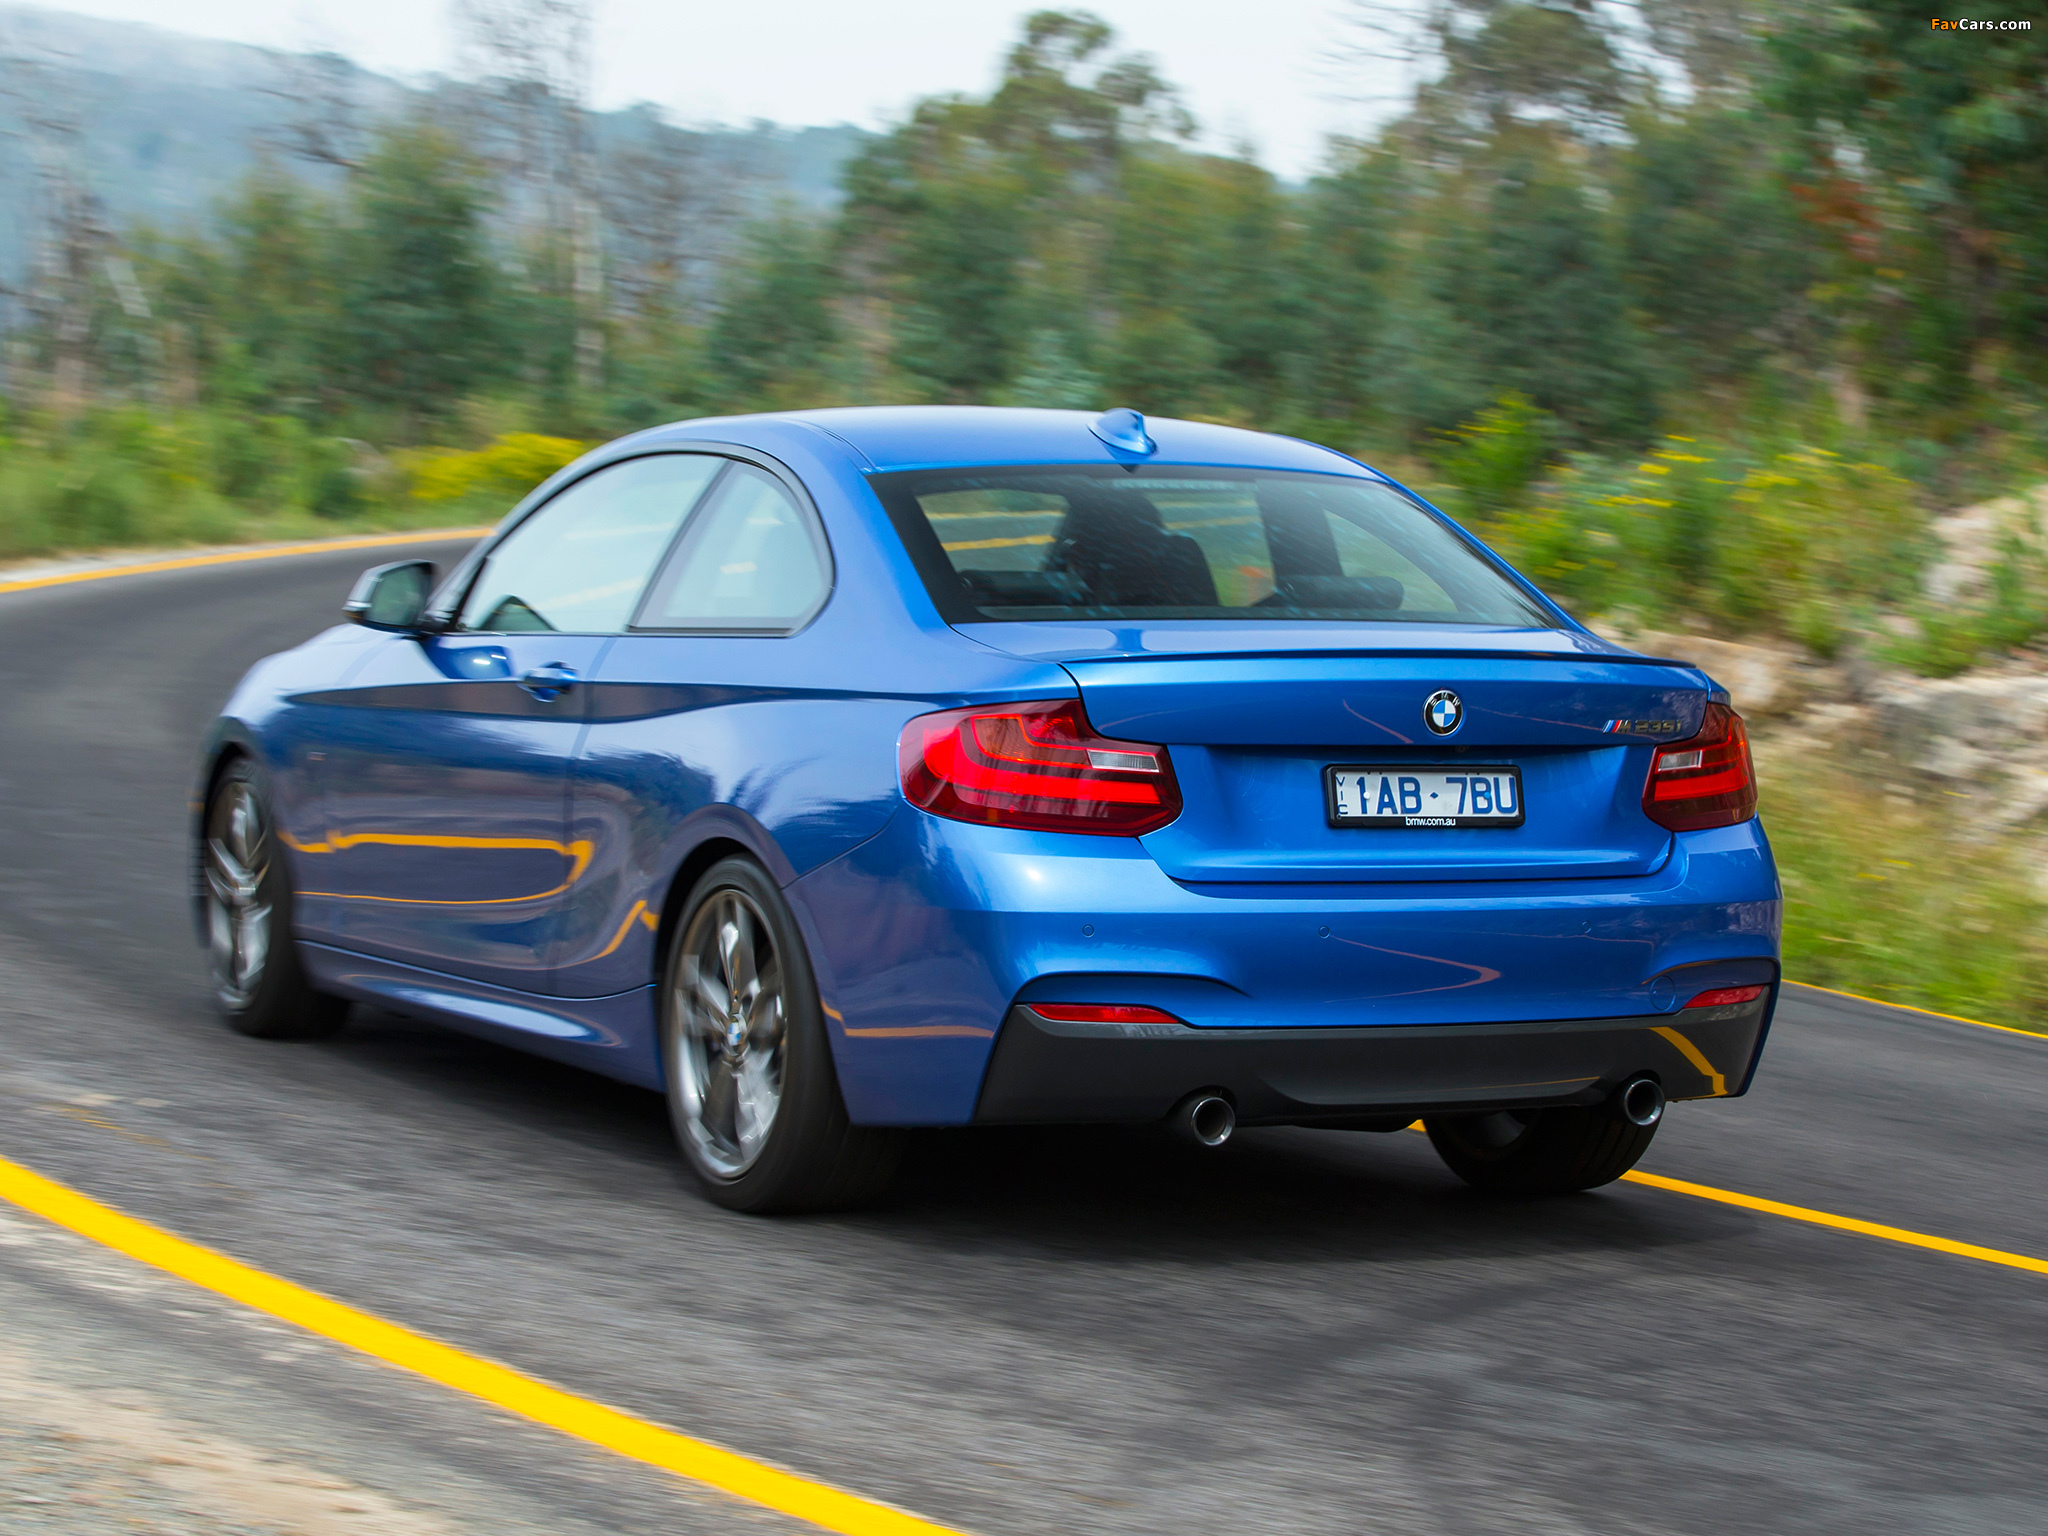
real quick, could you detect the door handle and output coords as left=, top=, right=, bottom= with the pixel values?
left=517, top=663, right=579, bottom=702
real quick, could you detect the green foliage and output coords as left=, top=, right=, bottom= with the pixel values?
left=1769, top=761, right=2048, bottom=1027
left=32, top=5, right=2044, bottom=498
left=201, top=162, right=339, bottom=411
left=999, top=330, right=1102, bottom=409
left=1422, top=0, right=1630, bottom=139
left=7, top=4, right=2048, bottom=651
left=1433, top=393, right=1555, bottom=522
left=1431, top=145, right=1655, bottom=445
left=306, top=442, right=363, bottom=520
left=1101, top=309, right=1224, bottom=420
left=0, top=407, right=469, bottom=562
left=1768, top=0, right=2048, bottom=413
left=1296, top=146, right=1398, bottom=424
left=1619, top=108, right=1818, bottom=390
left=338, top=120, right=497, bottom=424
left=1492, top=438, right=1925, bottom=649
left=839, top=5, right=1195, bottom=404
left=1883, top=533, right=2048, bottom=676
left=403, top=433, right=591, bottom=505
left=709, top=216, right=843, bottom=409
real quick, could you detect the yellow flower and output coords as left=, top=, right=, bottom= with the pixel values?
left=405, top=433, right=591, bottom=503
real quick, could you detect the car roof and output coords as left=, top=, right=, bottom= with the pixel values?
left=637, top=405, right=1381, bottom=478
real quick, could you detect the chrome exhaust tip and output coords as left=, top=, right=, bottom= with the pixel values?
left=1615, top=1075, right=1666, bottom=1129
left=1173, top=1091, right=1236, bottom=1148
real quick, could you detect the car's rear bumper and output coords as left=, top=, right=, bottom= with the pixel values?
left=794, top=809, right=1782, bottom=1125
left=974, top=993, right=1774, bottom=1126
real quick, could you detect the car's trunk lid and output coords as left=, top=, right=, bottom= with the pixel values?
left=958, top=622, right=1710, bottom=884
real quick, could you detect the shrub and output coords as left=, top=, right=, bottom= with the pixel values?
left=1493, top=436, right=1926, bottom=649
left=1883, top=532, right=2048, bottom=677
left=1768, top=759, right=2048, bottom=1027
left=404, top=432, right=590, bottom=505
left=1433, top=393, right=1555, bottom=522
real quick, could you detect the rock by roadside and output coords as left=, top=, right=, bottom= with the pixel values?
left=1866, top=658, right=2048, bottom=827
left=1926, top=481, right=2048, bottom=607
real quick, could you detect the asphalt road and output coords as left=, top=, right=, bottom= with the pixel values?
left=0, top=543, right=2044, bottom=1535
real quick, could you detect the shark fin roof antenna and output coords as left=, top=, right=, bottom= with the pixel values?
left=1089, top=407, right=1156, bottom=457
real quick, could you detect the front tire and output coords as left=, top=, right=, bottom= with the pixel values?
left=660, top=857, right=903, bottom=1212
left=1426, top=1103, right=1657, bottom=1195
left=201, top=758, right=348, bottom=1040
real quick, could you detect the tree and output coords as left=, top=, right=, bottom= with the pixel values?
left=1769, top=0, right=2048, bottom=409
left=451, top=0, right=604, bottom=398
left=1619, top=107, right=1817, bottom=394
left=710, top=216, right=840, bottom=408
left=2, top=42, right=114, bottom=416
left=1339, top=0, right=1636, bottom=155
left=842, top=109, right=1031, bottom=400
left=1298, top=143, right=1403, bottom=426
left=337, top=120, right=497, bottom=428
left=1431, top=141, right=1654, bottom=443
left=840, top=9, right=1194, bottom=403
left=602, top=108, right=752, bottom=329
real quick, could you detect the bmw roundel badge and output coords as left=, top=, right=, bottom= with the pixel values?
left=1424, top=689, right=1463, bottom=736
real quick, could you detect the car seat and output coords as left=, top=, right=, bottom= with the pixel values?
left=1048, top=488, right=1219, bottom=609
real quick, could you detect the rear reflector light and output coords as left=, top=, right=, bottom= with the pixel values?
left=1028, top=1003, right=1185, bottom=1025
left=1685, top=984, right=1768, bottom=1008
left=1643, top=702, right=1758, bottom=832
left=900, top=698, right=1182, bottom=836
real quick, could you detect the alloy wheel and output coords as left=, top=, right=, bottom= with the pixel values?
left=204, top=780, right=272, bottom=1010
left=670, top=887, right=788, bottom=1179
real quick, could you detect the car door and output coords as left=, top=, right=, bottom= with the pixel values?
left=558, top=458, right=835, bottom=1000
left=312, top=453, right=723, bottom=993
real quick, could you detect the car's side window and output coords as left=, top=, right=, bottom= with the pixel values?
left=634, top=463, right=831, bottom=632
left=457, top=455, right=723, bottom=634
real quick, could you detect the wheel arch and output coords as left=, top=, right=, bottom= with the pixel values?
left=650, top=835, right=759, bottom=985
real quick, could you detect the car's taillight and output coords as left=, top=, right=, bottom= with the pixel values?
left=1643, top=702, right=1757, bottom=832
left=1684, top=984, right=1768, bottom=1008
left=1028, top=1003, right=1185, bottom=1025
left=899, top=698, right=1182, bottom=836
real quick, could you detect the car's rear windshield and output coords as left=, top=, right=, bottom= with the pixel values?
left=872, top=465, right=1554, bottom=627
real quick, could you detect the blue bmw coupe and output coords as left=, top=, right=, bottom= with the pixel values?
left=196, top=407, right=1779, bottom=1210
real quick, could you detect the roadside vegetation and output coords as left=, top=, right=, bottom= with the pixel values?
left=1765, top=759, right=2048, bottom=1025
left=3, top=1, right=2047, bottom=1019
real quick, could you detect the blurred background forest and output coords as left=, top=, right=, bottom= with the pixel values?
left=4, top=0, right=2048, bottom=1019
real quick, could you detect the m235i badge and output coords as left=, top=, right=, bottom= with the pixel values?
left=1603, top=719, right=1683, bottom=736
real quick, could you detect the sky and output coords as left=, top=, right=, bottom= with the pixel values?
left=29, top=0, right=1413, bottom=177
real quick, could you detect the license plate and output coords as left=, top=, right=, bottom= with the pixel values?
left=1325, top=765, right=1525, bottom=828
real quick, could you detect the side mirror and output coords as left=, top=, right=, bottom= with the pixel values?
left=344, top=561, right=437, bottom=632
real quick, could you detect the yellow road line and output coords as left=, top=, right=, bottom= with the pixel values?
left=1786, top=980, right=2048, bottom=1041
left=1621, top=1170, right=2048, bottom=1276
left=0, top=529, right=494, bottom=598
left=0, top=1154, right=969, bottom=1536
left=1409, top=1123, right=2047, bottom=1277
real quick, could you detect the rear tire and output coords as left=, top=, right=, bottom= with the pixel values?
left=660, top=857, right=904, bottom=1213
left=1426, top=1103, right=1656, bottom=1195
left=201, top=758, right=348, bottom=1041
